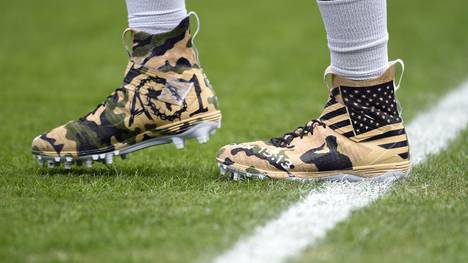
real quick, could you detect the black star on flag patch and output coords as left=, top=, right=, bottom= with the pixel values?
left=340, top=81, right=401, bottom=135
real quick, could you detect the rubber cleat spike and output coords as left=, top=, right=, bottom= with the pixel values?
left=232, top=172, right=240, bottom=181
left=85, top=159, right=93, bottom=168
left=114, top=150, right=120, bottom=156
left=64, top=162, right=71, bottom=170
left=65, top=157, right=73, bottom=162
left=105, top=154, right=113, bottom=165
left=92, top=155, right=99, bottom=161
left=218, top=164, right=226, bottom=175
left=172, top=137, right=185, bottom=149
left=36, top=155, right=42, bottom=161
left=99, top=153, right=106, bottom=159
left=196, top=135, right=209, bottom=144
left=47, top=161, right=55, bottom=168
left=54, top=156, right=61, bottom=162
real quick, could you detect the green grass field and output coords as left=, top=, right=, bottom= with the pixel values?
left=1, top=0, right=467, bottom=262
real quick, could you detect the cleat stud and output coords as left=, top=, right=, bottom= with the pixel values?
left=193, top=124, right=212, bottom=144
left=113, top=150, right=120, bottom=156
left=218, top=164, right=226, bottom=175
left=92, top=155, right=99, bottom=160
left=63, top=162, right=71, bottom=170
left=99, top=154, right=106, bottom=159
left=47, top=161, right=55, bottom=168
left=196, top=135, right=209, bottom=144
left=85, top=159, right=93, bottom=168
left=36, top=155, right=42, bottom=160
left=54, top=156, right=61, bottom=162
left=171, top=137, right=185, bottom=149
left=65, top=157, right=73, bottom=162
left=217, top=122, right=222, bottom=129
left=105, top=154, right=113, bottom=165
left=232, top=172, right=240, bottom=181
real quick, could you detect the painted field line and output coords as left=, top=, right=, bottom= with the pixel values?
left=212, top=81, right=468, bottom=263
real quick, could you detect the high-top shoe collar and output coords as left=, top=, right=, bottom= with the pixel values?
left=332, top=64, right=396, bottom=88
left=126, top=16, right=198, bottom=70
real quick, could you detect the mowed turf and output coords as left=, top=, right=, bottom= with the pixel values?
left=0, top=1, right=467, bottom=263
left=295, top=130, right=468, bottom=263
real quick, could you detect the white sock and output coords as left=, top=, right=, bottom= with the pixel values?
left=125, top=0, right=187, bottom=35
left=317, top=0, right=389, bottom=80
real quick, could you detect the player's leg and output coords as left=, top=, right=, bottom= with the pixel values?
left=216, top=0, right=409, bottom=181
left=126, top=0, right=187, bottom=34
left=318, top=0, right=389, bottom=80
left=32, top=0, right=221, bottom=168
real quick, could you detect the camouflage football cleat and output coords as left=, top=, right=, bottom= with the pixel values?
left=216, top=61, right=410, bottom=181
left=32, top=14, right=221, bottom=168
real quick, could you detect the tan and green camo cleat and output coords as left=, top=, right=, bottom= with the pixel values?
left=216, top=62, right=410, bottom=181
left=32, top=15, right=221, bottom=168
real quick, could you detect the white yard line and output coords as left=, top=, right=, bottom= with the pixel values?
left=212, top=81, right=468, bottom=263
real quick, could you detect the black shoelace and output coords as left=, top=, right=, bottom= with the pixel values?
left=270, top=119, right=326, bottom=148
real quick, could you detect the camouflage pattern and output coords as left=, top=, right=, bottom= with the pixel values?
left=32, top=16, right=221, bottom=160
left=217, top=64, right=410, bottom=180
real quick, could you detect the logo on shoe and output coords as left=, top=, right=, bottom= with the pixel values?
left=158, top=79, right=194, bottom=105
left=231, top=143, right=294, bottom=171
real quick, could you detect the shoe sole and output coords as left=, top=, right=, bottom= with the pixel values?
left=216, top=161, right=411, bottom=182
left=33, top=119, right=221, bottom=169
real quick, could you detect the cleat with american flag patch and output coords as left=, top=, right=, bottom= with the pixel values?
left=216, top=61, right=410, bottom=181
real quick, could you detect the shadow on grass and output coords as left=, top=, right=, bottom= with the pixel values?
left=34, top=160, right=227, bottom=181
left=32, top=162, right=313, bottom=189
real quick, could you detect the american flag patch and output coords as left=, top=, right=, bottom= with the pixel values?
left=340, top=81, right=401, bottom=135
